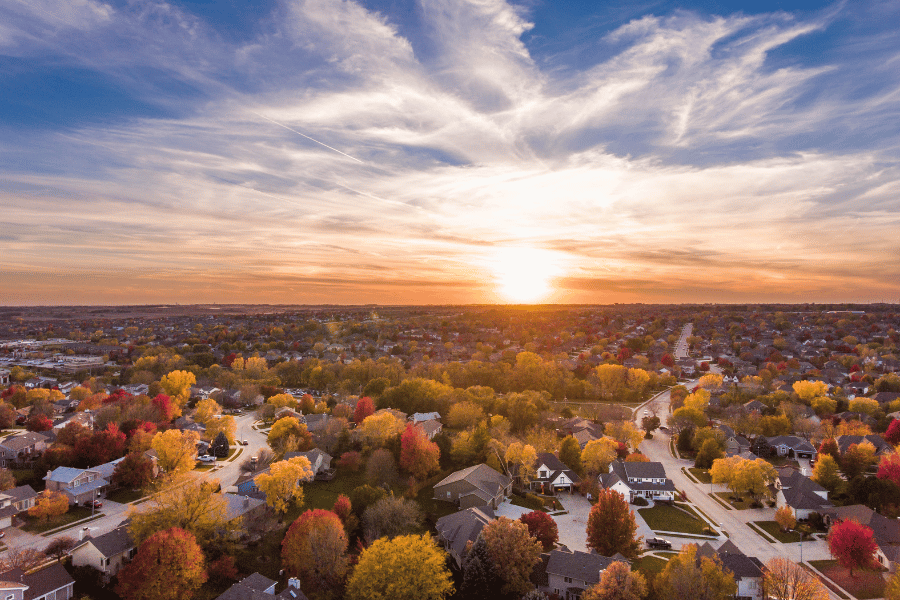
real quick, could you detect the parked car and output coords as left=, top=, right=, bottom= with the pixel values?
left=240, top=440, right=249, bottom=446
left=646, top=538, right=671, bottom=550
left=82, top=500, right=102, bottom=509
left=197, top=455, right=217, bottom=463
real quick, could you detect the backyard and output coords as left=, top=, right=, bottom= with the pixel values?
left=809, top=560, right=886, bottom=600
left=638, top=503, right=710, bottom=535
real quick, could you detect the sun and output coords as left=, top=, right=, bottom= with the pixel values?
left=491, top=247, right=562, bottom=303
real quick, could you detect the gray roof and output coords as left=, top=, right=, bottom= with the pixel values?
left=821, top=505, right=900, bottom=561
left=46, top=467, right=92, bottom=484
left=835, top=435, right=890, bottom=455
left=5, top=485, right=36, bottom=503
left=434, top=464, right=511, bottom=499
left=78, top=526, right=134, bottom=558
left=1, top=432, right=48, bottom=451
left=0, top=562, right=74, bottom=600
left=223, top=493, right=266, bottom=521
left=435, top=506, right=494, bottom=563
left=620, top=461, right=667, bottom=480
left=215, top=575, right=308, bottom=600
left=66, top=477, right=108, bottom=497
left=767, top=436, right=817, bottom=454
left=545, top=549, right=625, bottom=585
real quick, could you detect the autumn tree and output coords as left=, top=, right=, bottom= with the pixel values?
left=151, top=429, right=199, bottom=474
left=828, top=519, right=878, bottom=577
left=520, top=510, right=559, bottom=550
left=159, top=370, right=196, bottom=417
left=152, top=393, right=176, bottom=422
left=842, top=441, right=877, bottom=480
left=112, top=452, right=156, bottom=489
left=26, top=413, right=53, bottom=432
left=887, top=569, right=900, bottom=600
left=267, top=416, right=313, bottom=455
left=365, top=448, right=399, bottom=487
left=764, top=557, right=830, bottom=600
left=345, top=534, right=453, bottom=600
left=399, top=423, right=440, bottom=480
left=605, top=421, right=644, bottom=451
left=45, top=536, right=77, bottom=561
left=641, top=415, right=660, bottom=437
left=811, top=454, right=844, bottom=494
left=446, top=401, right=483, bottom=429
left=818, top=438, right=840, bottom=459
left=625, top=452, right=650, bottom=462
left=362, top=495, right=423, bottom=543
left=29, top=490, right=68, bottom=521
left=710, top=456, right=776, bottom=502
left=583, top=561, right=647, bottom=600
left=282, top=509, right=349, bottom=600
left=559, top=435, right=584, bottom=476
left=0, top=468, right=16, bottom=491
left=884, top=420, right=900, bottom=447
left=0, top=547, right=46, bottom=572
left=583, top=438, right=619, bottom=476
left=656, top=544, right=736, bottom=600
left=357, top=412, right=405, bottom=448
left=793, top=381, right=829, bottom=403
left=481, top=516, right=542, bottom=596
left=695, top=438, right=725, bottom=470
left=193, top=398, right=221, bottom=425
left=354, top=397, right=375, bottom=424
left=586, top=488, right=641, bottom=558
left=254, top=456, right=314, bottom=515
left=775, top=506, right=797, bottom=532
left=129, top=476, right=235, bottom=548
left=506, top=442, right=538, bottom=483
left=117, top=527, right=207, bottom=600
left=877, top=452, right=900, bottom=487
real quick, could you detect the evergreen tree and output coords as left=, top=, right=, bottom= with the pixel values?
left=211, top=431, right=229, bottom=458
left=461, top=534, right=502, bottom=600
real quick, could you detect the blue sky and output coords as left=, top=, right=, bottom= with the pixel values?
left=1, top=0, right=898, bottom=304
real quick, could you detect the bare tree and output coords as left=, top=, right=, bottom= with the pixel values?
left=240, top=448, right=275, bottom=474
left=0, top=547, right=47, bottom=572
left=45, top=537, right=77, bottom=561
left=764, top=558, right=830, bottom=600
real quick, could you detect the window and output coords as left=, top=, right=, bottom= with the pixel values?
left=7, top=594, right=15, bottom=600
left=564, top=577, right=572, bottom=583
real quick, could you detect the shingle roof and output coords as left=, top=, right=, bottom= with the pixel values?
left=621, top=461, right=667, bottom=480
left=0, top=562, right=74, bottom=600
left=435, top=506, right=494, bottom=562
left=45, top=467, right=90, bottom=484
left=4, top=485, right=36, bottom=503
left=434, top=464, right=510, bottom=498
left=79, top=526, right=134, bottom=559
left=1, top=432, right=48, bottom=451
left=545, top=549, right=625, bottom=585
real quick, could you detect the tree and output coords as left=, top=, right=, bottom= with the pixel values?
left=399, top=423, right=440, bottom=480
left=357, top=412, right=405, bottom=447
left=842, top=441, right=877, bottom=480
left=849, top=397, right=880, bottom=416
left=29, top=490, right=68, bottom=521
left=26, top=413, right=53, bottom=432
left=506, top=442, right=538, bottom=483
left=582, top=561, right=647, bottom=600
left=559, top=435, right=584, bottom=476
left=586, top=488, right=641, bottom=558
left=520, top=510, right=558, bottom=550
left=583, top=438, right=619, bottom=475
left=365, top=448, right=398, bottom=487
left=0, top=468, right=16, bottom=491
left=447, top=401, right=483, bottom=429
left=210, top=431, right=230, bottom=458
left=362, top=495, right=423, bottom=543
left=349, top=484, right=387, bottom=518
left=641, top=415, right=660, bottom=437
left=695, top=438, right=724, bottom=470
left=481, top=516, right=542, bottom=596
left=711, top=456, right=776, bottom=501
left=129, top=476, right=235, bottom=548
left=116, top=527, right=207, bottom=600
left=460, top=533, right=503, bottom=600
left=605, top=421, right=644, bottom=451
left=151, top=429, right=199, bottom=474
left=775, top=506, right=796, bottom=532
left=656, top=544, right=737, bottom=600
left=267, top=416, right=313, bottom=455
left=625, top=452, right=650, bottom=462
left=354, top=396, right=375, bottom=424
left=818, top=438, right=840, bottom=459
left=0, top=547, right=46, bottom=572
left=887, top=569, right=900, bottom=600
left=793, top=381, right=829, bottom=403
left=112, top=452, right=156, bottom=489
left=0, top=402, right=17, bottom=429
left=808, top=454, right=841, bottom=495
left=764, top=557, right=830, bottom=600
left=884, top=420, right=900, bottom=447
left=45, top=536, right=76, bottom=561
left=152, top=393, right=176, bottom=422
left=811, top=396, right=837, bottom=416
left=206, top=415, right=237, bottom=446
left=193, top=398, right=221, bottom=425
left=877, top=452, right=900, bottom=487
left=159, top=370, right=196, bottom=417
left=282, top=509, right=349, bottom=599
left=345, top=534, right=453, bottom=600
left=828, top=519, right=879, bottom=577
left=337, top=451, right=362, bottom=471
left=209, top=555, right=238, bottom=581
left=254, top=456, right=314, bottom=515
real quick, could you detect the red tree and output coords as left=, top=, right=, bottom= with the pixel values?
left=818, top=438, right=840, bottom=459
left=116, top=528, right=207, bottom=600
left=884, top=420, right=900, bottom=447
left=337, top=451, right=362, bottom=472
left=152, top=394, right=175, bottom=423
left=354, top=397, right=375, bottom=424
left=111, top=452, right=156, bottom=489
left=26, top=414, right=53, bottom=432
left=299, top=395, right=315, bottom=414
left=208, top=555, right=238, bottom=581
left=828, top=519, right=879, bottom=577
left=519, top=510, right=559, bottom=550
left=281, top=509, right=349, bottom=597
left=333, top=494, right=352, bottom=523
left=615, top=441, right=629, bottom=459
left=74, top=423, right=127, bottom=467
left=660, top=354, right=675, bottom=368
left=586, top=488, right=641, bottom=558
left=399, top=423, right=440, bottom=481
left=877, top=452, right=900, bottom=488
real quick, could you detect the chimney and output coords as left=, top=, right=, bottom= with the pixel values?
left=243, top=497, right=249, bottom=508
left=80, top=526, right=91, bottom=541
left=47, top=470, right=52, bottom=480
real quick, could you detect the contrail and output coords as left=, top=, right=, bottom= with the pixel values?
left=250, top=110, right=365, bottom=164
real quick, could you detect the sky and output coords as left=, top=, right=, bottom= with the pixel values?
left=1, top=0, right=899, bottom=306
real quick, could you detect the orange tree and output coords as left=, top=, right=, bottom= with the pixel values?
left=116, top=527, right=207, bottom=600
left=586, top=488, right=641, bottom=558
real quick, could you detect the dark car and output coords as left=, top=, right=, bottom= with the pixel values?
left=83, top=500, right=102, bottom=509
left=646, top=537, right=671, bottom=550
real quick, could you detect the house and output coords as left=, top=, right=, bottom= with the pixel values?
left=835, top=434, right=892, bottom=457
left=0, top=432, right=48, bottom=467
left=717, top=424, right=750, bottom=456
left=697, top=540, right=764, bottom=600
left=409, top=412, right=441, bottom=424
left=774, top=467, right=832, bottom=519
left=4, top=485, right=37, bottom=513
left=0, top=562, right=75, bottom=600
left=44, top=467, right=107, bottom=505
left=764, top=436, right=817, bottom=460
left=433, top=463, right=512, bottom=509
left=215, top=573, right=309, bottom=600
left=222, top=493, right=266, bottom=523
left=743, top=400, right=766, bottom=413
left=300, top=413, right=330, bottom=433
left=418, top=419, right=443, bottom=440
left=821, top=505, right=900, bottom=572
left=71, top=525, right=135, bottom=578
left=540, top=548, right=628, bottom=600
left=0, top=493, right=19, bottom=529
left=598, top=461, right=676, bottom=503
left=0, top=369, right=9, bottom=386
left=284, top=448, right=333, bottom=479
left=530, top=453, right=581, bottom=493
left=435, top=505, right=495, bottom=568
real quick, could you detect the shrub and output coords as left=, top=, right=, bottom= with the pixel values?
left=522, top=494, right=546, bottom=511
left=631, top=496, right=648, bottom=506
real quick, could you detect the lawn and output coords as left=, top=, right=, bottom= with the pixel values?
left=753, top=521, right=803, bottom=543
left=808, top=560, right=886, bottom=600
left=299, top=469, right=368, bottom=514
left=688, top=468, right=711, bottom=484
left=105, top=487, right=146, bottom=504
left=713, top=491, right=760, bottom=510
left=632, top=555, right=670, bottom=577
left=638, top=504, right=709, bottom=535
left=21, top=506, right=95, bottom=533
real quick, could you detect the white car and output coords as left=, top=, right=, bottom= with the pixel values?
left=197, top=455, right=217, bottom=463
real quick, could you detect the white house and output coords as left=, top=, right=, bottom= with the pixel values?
left=530, top=452, right=581, bottom=493
left=599, top=461, right=677, bottom=503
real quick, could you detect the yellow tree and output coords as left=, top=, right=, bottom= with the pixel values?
left=710, top=456, right=742, bottom=494
left=656, top=544, right=736, bottom=600
left=583, top=438, right=619, bottom=475
left=811, top=454, right=843, bottom=494
left=193, top=398, right=221, bottom=425
left=159, top=370, right=196, bottom=417
left=605, top=421, right=644, bottom=451
left=593, top=365, right=627, bottom=401
left=698, top=373, right=724, bottom=391
left=151, top=429, right=199, bottom=474
left=29, top=491, right=69, bottom=521
left=583, top=561, right=647, bottom=600
left=849, top=397, right=880, bottom=416
left=505, top=442, right=537, bottom=483
left=345, top=534, right=453, bottom=600
left=357, top=412, right=405, bottom=448
left=267, top=393, right=296, bottom=409
left=775, top=506, right=796, bottom=532
left=254, top=457, right=313, bottom=515
left=684, top=390, right=711, bottom=413
left=205, top=415, right=236, bottom=445
left=267, top=416, right=312, bottom=455
left=793, top=381, right=828, bottom=404
left=733, top=458, right=778, bottom=502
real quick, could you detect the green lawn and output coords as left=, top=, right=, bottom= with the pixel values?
left=21, top=506, right=95, bottom=533
left=632, top=555, right=670, bottom=576
left=638, top=504, right=709, bottom=535
left=713, top=491, right=759, bottom=510
left=193, top=464, right=214, bottom=472
left=105, top=487, right=146, bottom=504
left=753, top=521, right=803, bottom=543
left=809, top=560, right=886, bottom=600
left=688, top=468, right=712, bottom=484
left=298, top=469, right=370, bottom=514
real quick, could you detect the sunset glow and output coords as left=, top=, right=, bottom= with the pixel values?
left=491, top=247, right=564, bottom=304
